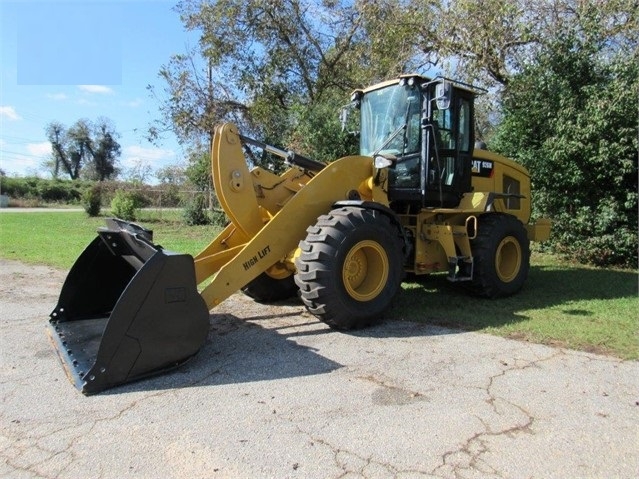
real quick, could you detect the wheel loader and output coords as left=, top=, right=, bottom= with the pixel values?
left=48, top=74, right=551, bottom=394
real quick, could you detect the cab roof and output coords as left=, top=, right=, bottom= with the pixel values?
left=353, top=74, right=484, bottom=97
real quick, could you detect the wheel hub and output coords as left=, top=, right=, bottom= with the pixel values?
left=343, top=240, right=389, bottom=301
left=495, top=235, right=522, bottom=283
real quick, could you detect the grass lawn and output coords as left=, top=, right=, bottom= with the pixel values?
left=0, top=210, right=222, bottom=268
left=1, top=210, right=637, bottom=359
left=395, top=253, right=638, bottom=359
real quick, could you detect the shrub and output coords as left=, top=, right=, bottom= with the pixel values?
left=111, top=190, right=138, bottom=221
left=82, top=184, right=102, bottom=217
left=210, top=208, right=228, bottom=227
left=130, top=190, right=152, bottom=209
left=182, top=194, right=210, bottom=226
left=1, top=176, right=37, bottom=197
left=38, top=181, right=77, bottom=202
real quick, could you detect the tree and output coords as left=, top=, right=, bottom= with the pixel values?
left=183, top=148, right=211, bottom=191
left=47, top=120, right=88, bottom=179
left=45, top=118, right=121, bottom=180
left=123, top=158, right=153, bottom=184
left=492, top=31, right=638, bottom=267
left=155, top=164, right=187, bottom=185
left=151, top=0, right=418, bottom=165
left=148, top=49, right=248, bottom=149
left=88, top=118, right=121, bottom=180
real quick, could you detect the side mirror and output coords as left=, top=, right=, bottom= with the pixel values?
left=339, top=100, right=359, bottom=132
left=339, top=107, right=349, bottom=132
left=435, top=81, right=451, bottom=110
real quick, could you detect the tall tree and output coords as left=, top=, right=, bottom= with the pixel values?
left=47, top=120, right=90, bottom=180
left=88, top=118, right=121, bottom=181
left=151, top=0, right=419, bottom=162
left=45, top=118, right=121, bottom=180
left=148, top=49, right=248, bottom=149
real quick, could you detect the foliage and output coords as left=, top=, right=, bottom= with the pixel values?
left=1, top=176, right=198, bottom=209
left=209, top=207, right=228, bottom=228
left=38, top=180, right=82, bottom=203
left=492, top=33, right=638, bottom=268
left=184, top=149, right=212, bottom=192
left=152, top=0, right=418, bottom=176
left=0, top=176, right=87, bottom=203
left=82, top=184, right=102, bottom=217
left=110, top=190, right=139, bottom=221
left=155, top=164, right=187, bottom=185
left=286, top=89, right=360, bottom=162
left=387, top=0, right=639, bottom=140
left=45, top=117, right=121, bottom=180
left=182, top=193, right=211, bottom=226
left=122, top=158, right=153, bottom=184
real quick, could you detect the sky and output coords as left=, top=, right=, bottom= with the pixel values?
left=0, top=0, right=199, bottom=180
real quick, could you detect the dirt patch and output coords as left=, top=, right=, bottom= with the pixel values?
left=0, top=258, right=304, bottom=324
left=0, top=260, right=66, bottom=301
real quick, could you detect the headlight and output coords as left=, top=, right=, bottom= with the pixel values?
left=374, top=155, right=396, bottom=169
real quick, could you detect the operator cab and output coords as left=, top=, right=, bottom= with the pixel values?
left=350, top=75, right=478, bottom=210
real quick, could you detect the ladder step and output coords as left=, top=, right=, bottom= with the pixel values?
left=447, top=256, right=473, bottom=282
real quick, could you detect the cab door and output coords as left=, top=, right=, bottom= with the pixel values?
left=422, top=86, right=475, bottom=207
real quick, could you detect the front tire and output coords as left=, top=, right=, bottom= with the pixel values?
left=469, top=213, right=530, bottom=298
left=295, top=207, right=404, bottom=329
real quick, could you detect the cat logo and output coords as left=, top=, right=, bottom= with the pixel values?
left=472, top=159, right=494, bottom=178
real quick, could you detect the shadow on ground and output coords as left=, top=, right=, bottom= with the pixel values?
left=104, top=262, right=637, bottom=395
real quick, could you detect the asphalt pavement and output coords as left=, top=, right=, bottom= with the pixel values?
left=0, top=259, right=637, bottom=478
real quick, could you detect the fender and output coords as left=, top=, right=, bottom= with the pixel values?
left=332, top=200, right=411, bottom=261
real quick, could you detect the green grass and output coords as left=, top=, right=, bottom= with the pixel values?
left=0, top=210, right=222, bottom=269
left=1, top=211, right=637, bottom=359
left=395, top=254, right=638, bottom=359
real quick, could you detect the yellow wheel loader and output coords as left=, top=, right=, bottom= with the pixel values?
left=48, top=75, right=551, bottom=394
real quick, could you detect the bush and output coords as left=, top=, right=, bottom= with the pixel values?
left=38, top=181, right=81, bottom=203
left=129, top=190, right=152, bottom=209
left=182, top=194, right=210, bottom=226
left=210, top=208, right=228, bottom=227
left=82, top=185, right=102, bottom=217
left=0, top=176, right=88, bottom=203
left=1, top=176, right=35, bottom=197
left=111, top=190, right=138, bottom=221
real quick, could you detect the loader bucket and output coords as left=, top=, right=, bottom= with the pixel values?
left=47, top=218, right=209, bottom=395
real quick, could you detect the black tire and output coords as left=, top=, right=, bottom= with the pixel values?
left=241, top=272, right=298, bottom=303
left=469, top=213, right=530, bottom=298
left=295, top=206, right=404, bottom=330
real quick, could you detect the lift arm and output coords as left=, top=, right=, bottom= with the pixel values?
left=194, top=123, right=385, bottom=308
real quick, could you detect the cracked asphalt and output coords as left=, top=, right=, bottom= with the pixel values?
left=1, top=258, right=637, bottom=478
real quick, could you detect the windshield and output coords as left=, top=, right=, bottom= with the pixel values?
left=360, top=84, right=421, bottom=156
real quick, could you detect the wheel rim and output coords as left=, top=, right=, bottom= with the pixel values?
left=342, top=240, right=389, bottom=301
left=495, top=236, right=522, bottom=283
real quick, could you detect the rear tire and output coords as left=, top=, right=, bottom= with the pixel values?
left=469, top=213, right=530, bottom=298
left=295, top=207, right=404, bottom=329
left=241, top=273, right=297, bottom=303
